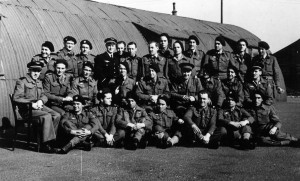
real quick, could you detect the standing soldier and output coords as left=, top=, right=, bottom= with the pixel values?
left=43, top=59, right=73, bottom=116
left=76, top=40, right=95, bottom=78
left=13, top=62, right=61, bottom=153
left=94, top=37, right=119, bottom=89
left=158, top=33, right=174, bottom=59
left=116, top=41, right=128, bottom=63
left=31, top=41, right=56, bottom=80
left=125, top=42, right=143, bottom=81
left=184, top=35, right=205, bottom=77
left=56, top=36, right=78, bottom=77
left=58, top=95, right=99, bottom=154
left=203, top=36, right=233, bottom=80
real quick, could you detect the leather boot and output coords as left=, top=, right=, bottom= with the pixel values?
left=58, top=142, right=73, bottom=154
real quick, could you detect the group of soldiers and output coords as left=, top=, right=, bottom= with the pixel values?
left=13, top=33, right=299, bottom=154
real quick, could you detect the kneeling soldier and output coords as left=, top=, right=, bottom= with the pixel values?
left=115, top=93, right=152, bottom=150
left=58, top=95, right=99, bottom=154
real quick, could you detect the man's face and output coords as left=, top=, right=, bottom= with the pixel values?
left=157, top=99, right=167, bottom=113
left=253, top=69, right=262, bottom=79
left=80, top=44, right=90, bottom=55
left=117, top=43, right=125, bottom=55
left=64, top=41, right=75, bottom=51
left=29, top=69, right=41, bottom=80
left=73, top=101, right=83, bottom=113
left=150, top=68, right=157, bottom=79
left=199, top=93, right=209, bottom=108
left=173, top=42, right=182, bottom=55
left=254, top=94, right=263, bottom=107
left=182, top=69, right=192, bottom=80
left=238, top=41, right=247, bottom=52
left=106, top=43, right=116, bottom=54
left=149, top=43, right=158, bottom=55
left=83, top=66, right=92, bottom=78
left=228, top=98, right=236, bottom=108
left=128, top=98, right=136, bottom=109
left=127, top=44, right=137, bottom=57
left=160, top=36, right=168, bottom=49
left=215, top=41, right=223, bottom=51
left=55, top=63, right=66, bottom=76
left=41, top=46, right=51, bottom=58
left=102, top=93, right=112, bottom=106
left=228, top=69, right=236, bottom=80
left=189, top=39, right=197, bottom=51
left=259, top=47, right=267, bottom=57
left=203, top=71, right=210, bottom=79
left=119, top=64, right=127, bottom=77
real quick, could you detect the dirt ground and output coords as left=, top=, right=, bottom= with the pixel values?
left=0, top=102, right=300, bottom=181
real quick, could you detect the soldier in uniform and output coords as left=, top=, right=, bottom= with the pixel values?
left=218, top=92, right=255, bottom=149
left=244, top=63, right=273, bottom=107
left=203, top=36, right=233, bottom=80
left=126, top=42, right=143, bottom=81
left=116, top=41, right=128, bottom=63
left=58, top=95, right=99, bottom=154
left=248, top=91, right=298, bottom=146
left=252, top=41, right=284, bottom=97
left=43, top=59, right=73, bottom=116
left=94, top=37, right=119, bottom=89
left=13, top=62, right=61, bottom=153
left=115, top=93, right=152, bottom=150
left=69, top=61, right=98, bottom=108
left=184, top=35, right=205, bottom=77
left=136, top=63, right=170, bottom=112
left=149, top=95, right=184, bottom=148
left=31, top=41, right=56, bottom=80
left=183, top=90, right=225, bottom=149
left=158, top=33, right=174, bottom=59
left=56, top=36, right=78, bottom=77
left=141, top=41, right=167, bottom=79
left=76, top=40, right=95, bottom=77
left=170, top=63, right=203, bottom=118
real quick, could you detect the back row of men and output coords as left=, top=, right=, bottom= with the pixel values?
left=13, top=34, right=298, bottom=154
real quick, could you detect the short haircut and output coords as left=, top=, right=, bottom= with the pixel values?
left=97, top=88, right=112, bottom=100
left=149, top=41, right=159, bottom=47
left=157, top=95, right=170, bottom=106
left=173, top=40, right=185, bottom=52
left=160, top=33, right=170, bottom=41
left=127, top=41, right=137, bottom=48
left=117, top=41, right=126, bottom=47
left=199, top=90, right=211, bottom=99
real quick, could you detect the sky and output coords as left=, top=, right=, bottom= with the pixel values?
left=93, top=0, right=300, bottom=53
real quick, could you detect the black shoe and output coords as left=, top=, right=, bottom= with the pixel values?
left=41, top=144, right=55, bottom=153
left=165, top=140, right=173, bottom=148
left=82, top=141, right=92, bottom=151
left=131, top=138, right=138, bottom=150
left=139, top=139, right=148, bottom=149
left=240, top=139, right=255, bottom=150
left=208, top=141, right=220, bottom=149
left=58, top=142, right=72, bottom=154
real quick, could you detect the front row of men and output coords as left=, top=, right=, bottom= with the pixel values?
left=13, top=61, right=298, bottom=154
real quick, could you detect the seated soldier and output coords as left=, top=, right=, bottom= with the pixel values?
left=43, top=59, right=73, bottom=116
left=218, top=92, right=255, bottom=149
left=244, top=63, right=273, bottom=107
left=115, top=93, right=152, bottom=150
left=13, top=62, right=61, bottom=153
left=58, top=95, right=99, bottom=154
left=136, top=63, right=169, bottom=112
left=221, top=66, right=244, bottom=107
left=170, top=63, right=203, bottom=118
left=91, top=89, right=120, bottom=147
left=248, top=91, right=299, bottom=146
left=149, top=95, right=184, bottom=148
left=183, top=90, right=226, bottom=149
left=68, top=61, right=98, bottom=108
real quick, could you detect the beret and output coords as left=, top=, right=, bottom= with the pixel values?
left=83, top=61, right=94, bottom=71
left=80, top=39, right=93, bottom=50
left=258, top=41, right=270, bottom=50
left=188, top=35, right=199, bottom=45
left=149, top=63, right=160, bottom=73
left=64, top=36, right=77, bottom=44
left=73, top=95, right=85, bottom=105
left=227, top=65, right=238, bottom=74
left=27, top=61, right=43, bottom=70
left=215, top=36, right=226, bottom=46
left=226, top=91, right=239, bottom=102
left=42, top=41, right=55, bottom=52
left=105, top=37, right=117, bottom=45
left=126, top=91, right=137, bottom=101
left=54, top=59, right=68, bottom=68
left=179, top=63, right=194, bottom=71
left=120, top=61, right=129, bottom=73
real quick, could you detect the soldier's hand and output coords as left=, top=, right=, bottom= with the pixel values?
left=189, top=96, right=196, bottom=102
left=81, top=128, right=91, bottom=136
left=71, top=129, right=82, bottom=136
left=150, top=95, right=158, bottom=103
left=240, top=120, right=249, bottom=127
left=229, top=121, right=241, bottom=128
left=36, top=100, right=44, bottom=109
left=136, top=123, right=145, bottom=129
left=178, top=119, right=184, bottom=124
left=191, top=124, right=201, bottom=135
left=276, top=87, right=284, bottom=94
left=127, top=123, right=135, bottom=128
left=182, top=95, right=189, bottom=100
left=155, top=132, right=164, bottom=139
left=32, top=103, right=39, bottom=110
left=202, top=133, right=211, bottom=144
left=115, top=86, right=120, bottom=95
left=63, top=96, right=73, bottom=102
left=269, top=127, right=277, bottom=135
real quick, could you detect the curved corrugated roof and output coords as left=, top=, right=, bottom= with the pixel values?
left=0, top=0, right=261, bottom=125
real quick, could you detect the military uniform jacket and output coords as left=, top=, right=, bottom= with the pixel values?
left=90, top=105, right=117, bottom=136
left=149, top=109, right=179, bottom=131
left=69, top=76, right=98, bottom=104
left=244, top=78, right=273, bottom=105
left=218, top=107, right=254, bottom=126
left=61, top=110, right=99, bottom=134
left=114, top=76, right=136, bottom=99
left=31, top=54, right=56, bottom=80
left=201, top=77, right=225, bottom=107
left=115, top=52, right=128, bottom=64
left=158, top=48, right=174, bottom=59
left=183, top=106, right=217, bottom=135
left=75, top=53, right=96, bottom=77
left=252, top=54, right=281, bottom=86
left=165, top=54, right=193, bottom=83
left=124, top=55, right=142, bottom=81
left=184, top=49, right=205, bottom=76
left=141, top=54, right=167, bottom=78
left=203, top=49, right=233, bottom=80
left=94, top=51, right=119, bottom=82
left=231, top=52, right=252, bottom=82
left=43, top=73, right=72, bottom=105
left=248, top=104, right=282, bottom=129
left=170, top=77, right=203, bottom=105
left=221, top=78, right=244, bottom=106
left=57, top=48, right=78, bottom=77
left=115, top=106, right=152, bottom=130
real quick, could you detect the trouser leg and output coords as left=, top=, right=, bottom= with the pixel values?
left=32, top=110, right=56, bottom=143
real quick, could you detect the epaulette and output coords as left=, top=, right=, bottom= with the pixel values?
left=20, top=77, right=26, bottom=80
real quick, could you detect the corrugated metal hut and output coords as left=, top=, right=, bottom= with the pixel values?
left=0, top=0, right=285, bottom=127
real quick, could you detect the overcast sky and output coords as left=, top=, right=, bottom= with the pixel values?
left=93, top=0, right=300, bottom=52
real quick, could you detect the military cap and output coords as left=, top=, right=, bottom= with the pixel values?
left=63, top=36, right=77, bottom=44
left=120, top=61, right=129, bottom=73
left=251, top=90, right=266, bottom=101
left=27, top=61, right=43, bottom=71
left=97, top=87, right=112, bottom=100
left=73, top=95, right=85, bottom=105
left=83, top=61, right=94, bottom=71
left=54, top=59, right=68, bottom=68
left=188, top=35, right=199, bottom=45
left=126, top=91, right=137, bottom=101
left=258, top=41, right=270, bottom=50
left=160, top=33, right=170, bottom=40
left=104, top=37, right=117, bottom=45
left=179, top=63, right=194, bottom=71
left=226, top=91, right=239, bottom=102
left=237, top=38, right=248, bottom=47
left=252, top=63, right=264, bottom=70
left=42, top=41, right=55, bottom=52
left=227, top=65, right=238, bottom=74
left=149, top=63, right=160, bottom=73
left=80, top=39, right=93, bottom=50
left=215, top=36, right=226, bottom=46
left=157, top=95, right=170, bottom=106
